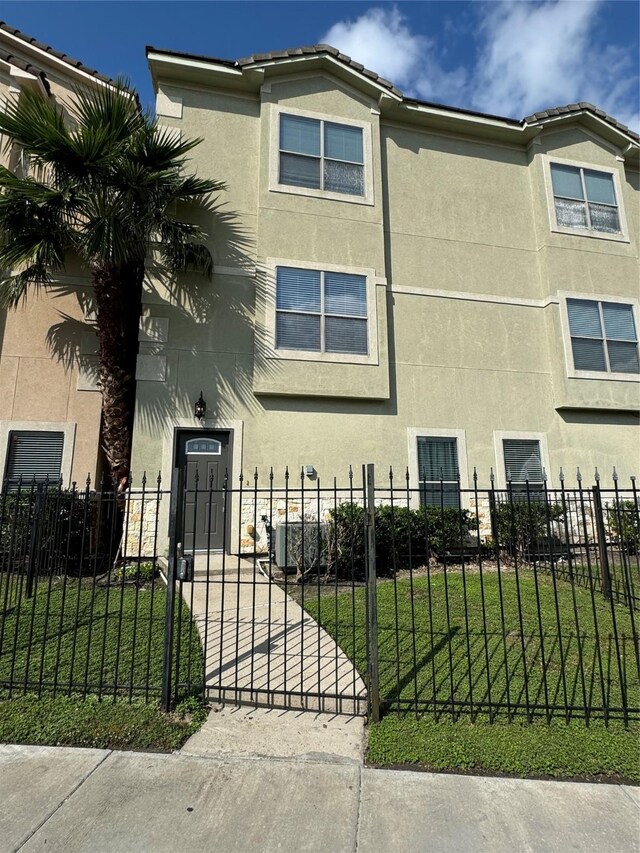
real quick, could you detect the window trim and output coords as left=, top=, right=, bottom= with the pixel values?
left=558, top=291, right=640, bottom=383
left=0, top=421, right=76, bottom=487
left=407, top=428, right=469, bottom=509
left=542, top=154, right=629, bottom=243
left=269, top=104, right=374, bottom=206
left=264, top=258, right=379, bottom=365
left=493, top=431, right=550, bottom=490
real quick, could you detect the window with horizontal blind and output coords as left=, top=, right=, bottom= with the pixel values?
left=278, top=112, right=365, bottom=198
left=5, top=431, right=64, bottom=485
left=503, top=439, right=544, bottom=488
left=275, top=266, right=368, bottom=355
left=417, top=436, right=460, bottom=508
left=566, top=298, right=639, bottom=375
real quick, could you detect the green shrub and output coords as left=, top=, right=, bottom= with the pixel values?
left=0, top=488, right=100, bottom=575
left=608, top=500, right=639, bottom=555
left=492, top=499, right=564, bottom=559
left=113, top=560, right=157, bottom=584
left=326, top=502, right=479, bottom=579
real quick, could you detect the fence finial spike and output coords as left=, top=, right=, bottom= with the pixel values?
left=157, top=471, right=162, bottom=487
left=594, top=467, right=600, bottom=483
left=489, top=467, right=495, bottom=485
left=631, top=474, right=636, bottom=486
left=576, top=467, right=582, bottom=483
left=86, top=473, right=91, bottom=489
left=269, top=467, right=274, bottom=481
left=558, top=467, right=564, bottom=483
left=612, top=466, right=618, bottom=482
left=506, top=468, right=512, bottom=483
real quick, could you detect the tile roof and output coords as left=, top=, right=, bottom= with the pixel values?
left=523, top=102, right=639, bottom=142
left=235, top=43, right=403, bottom=98
left=0, top=20, right=113, bottom=85
left=150, top=43, right=639, bottom=144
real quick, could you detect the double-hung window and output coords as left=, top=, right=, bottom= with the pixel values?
left=567, top=298, right=639, bottom=375
left=279, top=113, right=365, bottom=197
left=550, top=162, right=621, bottom=235
left=275, top=266, right=368, bottom=355
left=417, top=436, right=460, bottom=508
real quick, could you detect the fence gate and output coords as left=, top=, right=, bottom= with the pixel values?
left=162, top=466, right=371, bottom=715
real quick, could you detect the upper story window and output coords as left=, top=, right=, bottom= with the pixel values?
left=566, top=298, right=639, bottom=375
left=550, top=163, right=619, bottom=233
left=279, top=114, right=364, bottom=196
left=275, top=266, right=368, bottom=355
left=544, top=156, right=628, bottom=242
left=270, top=106, right=373, bottom=205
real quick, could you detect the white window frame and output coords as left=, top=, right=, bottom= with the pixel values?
left=542, top=154, right=629, bottom=243
left=0, top=421, right=76, bottom=487
left=264, top=258, right=379, bottom=365
left=493, top=431, right=550, bottom=490
left=269, top=104, right=374, bottom=205
left=559, top=291, right=640, bottom=383
left=407, top=428, right=470, bottom=509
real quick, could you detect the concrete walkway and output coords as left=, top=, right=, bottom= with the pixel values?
left=2, top=708, right=639, bottom=853
left=180, top=557, right=366, bottom=714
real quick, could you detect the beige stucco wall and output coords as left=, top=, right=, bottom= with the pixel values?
left=131, top=64, right=639, bottom=553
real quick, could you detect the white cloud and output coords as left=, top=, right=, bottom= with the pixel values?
left=474, top=1, right=639, bottom=129
left=322, top=6, right=426, bottom=84
left=320, top=2, right=639, bottom=131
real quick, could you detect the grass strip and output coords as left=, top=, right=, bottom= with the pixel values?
left=367, top=715, right=640, bottom=782
left=0, top=693, right=207, bottom=752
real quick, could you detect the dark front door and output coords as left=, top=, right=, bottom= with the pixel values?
left=175, top=430, right=231, bottom=552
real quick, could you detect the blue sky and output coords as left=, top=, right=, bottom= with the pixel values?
left=2, top=1, right=639, bottom=130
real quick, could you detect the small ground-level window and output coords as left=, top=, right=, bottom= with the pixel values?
left=5, top=430, right=64, bottom=486
left=503, top=439, right=544, bottom=495
left=417, top=436, right=460, bottom=508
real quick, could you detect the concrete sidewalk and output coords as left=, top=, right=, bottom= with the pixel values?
left=1, top=708, right=638, bottom=853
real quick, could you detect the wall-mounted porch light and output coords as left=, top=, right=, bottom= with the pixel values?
left=194, top=391, right=206, bottom=422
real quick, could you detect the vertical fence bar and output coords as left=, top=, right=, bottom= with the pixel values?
left=161, top=468, right=181, bottom=712
left=365, top=463, right=380, bottom=723
left=593, top=485, right=612, bottom=601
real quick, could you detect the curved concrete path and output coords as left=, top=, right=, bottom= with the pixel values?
left=180, top=557, right=367, bottom=714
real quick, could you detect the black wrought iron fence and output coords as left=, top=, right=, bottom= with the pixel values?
left=0, top=465, right=638, bottom=728
left=0, top=474, right=201, bottom=702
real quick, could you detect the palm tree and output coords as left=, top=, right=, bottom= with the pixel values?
left=0, top=83, right=222, bottom=490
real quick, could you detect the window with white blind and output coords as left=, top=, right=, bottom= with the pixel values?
left=4, top=430, right=64, bottom=485
left=279, top=112, right=364, bottom=197
left=502, top=439, right=544, bottom=489
left=275, top=266, right=368, bottom=355
left=544, top=157, right=627, bottom=241
left=566, top=298, right=639, bottom=376
left=270, top=107, right=373, bottom=204
left=417, top=436, right=461, bottom=508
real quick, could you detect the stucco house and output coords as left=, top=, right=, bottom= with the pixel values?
left=133, top=43, right=640, bottom=552
left=0, top=22, right=112, bottom=487
left=0, top=29, right=637, bottom=556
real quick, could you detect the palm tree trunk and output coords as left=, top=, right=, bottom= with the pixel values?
left=93, top=262, right=144, bottom=491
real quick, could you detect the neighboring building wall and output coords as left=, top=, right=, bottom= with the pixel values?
left=0, top=43, right=103, bottom=486
left=132, top=55, right=639, bottom=554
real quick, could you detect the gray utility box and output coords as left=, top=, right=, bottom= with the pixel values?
left=274, top=522, right=329, bottom=570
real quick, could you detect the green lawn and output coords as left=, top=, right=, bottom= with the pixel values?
left=0, top=578, right=203, bottom=701
left=305, top=568, right=640, bottom=779
left=0, top=693, right=207, bottom=751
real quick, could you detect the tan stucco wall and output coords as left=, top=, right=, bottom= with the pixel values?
left=131, top=65, right=639, bottom=527
left=0, top=51, right=103, bottom=485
